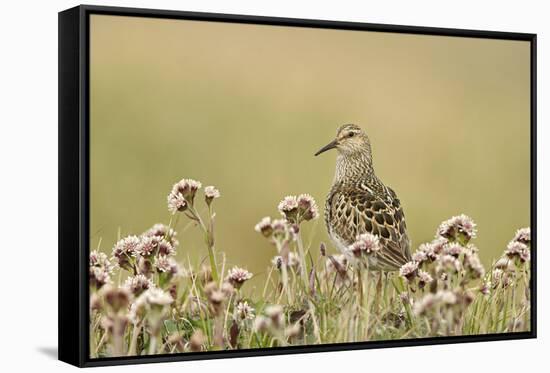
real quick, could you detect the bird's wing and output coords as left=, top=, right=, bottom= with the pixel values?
left=329, top=186, right=411, bottom=270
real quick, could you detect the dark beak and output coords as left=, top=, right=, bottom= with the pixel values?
left=314, top=139, right=338, bottom=156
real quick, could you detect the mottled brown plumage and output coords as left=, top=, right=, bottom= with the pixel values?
left=315, top=124, right=411, bottom=270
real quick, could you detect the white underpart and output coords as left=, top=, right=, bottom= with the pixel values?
left=329, top=228, right=349, bottom=253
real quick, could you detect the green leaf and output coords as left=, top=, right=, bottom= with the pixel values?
left=164, top=319, right=178, bottom=335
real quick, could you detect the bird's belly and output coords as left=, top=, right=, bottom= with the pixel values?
left=328, top=229, right=350, bottom=253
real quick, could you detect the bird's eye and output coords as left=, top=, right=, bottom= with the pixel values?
left=348, top=132, right=355, bottom=138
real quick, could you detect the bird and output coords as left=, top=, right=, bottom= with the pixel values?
left=315, top=124, right=411, bottom=271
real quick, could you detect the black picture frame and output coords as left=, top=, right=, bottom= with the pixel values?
left=58, top=4, right=537, bottom=368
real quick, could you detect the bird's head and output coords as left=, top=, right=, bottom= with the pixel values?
left=315, top=124, right=372, bottom=157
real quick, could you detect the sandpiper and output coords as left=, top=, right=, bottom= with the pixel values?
left=315, top=124, right=411, bottom=270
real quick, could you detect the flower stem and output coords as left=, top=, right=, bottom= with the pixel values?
left=207, top=245, right=219, bottom=283
left=187, top=204, right=219, bottom=283
left=296, top=233, right=309, bottom=290
left=148, top=335, right=158, bottom=355
left=276, top=240, right=293, bottom=304
left=128, top=322, right=142, bottom=356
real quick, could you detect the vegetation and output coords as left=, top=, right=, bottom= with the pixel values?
left=89, top=178, right=531, bottom=357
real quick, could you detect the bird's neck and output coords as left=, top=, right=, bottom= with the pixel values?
left=334, top=150, right=376, bottom=186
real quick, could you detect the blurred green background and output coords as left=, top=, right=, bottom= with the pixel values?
left=90, top=15, right=530, bottom=289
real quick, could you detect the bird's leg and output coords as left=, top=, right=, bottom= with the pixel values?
left=374, top=271, right=383, bottom=312
left=356, top=267, right=364, bottom=307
